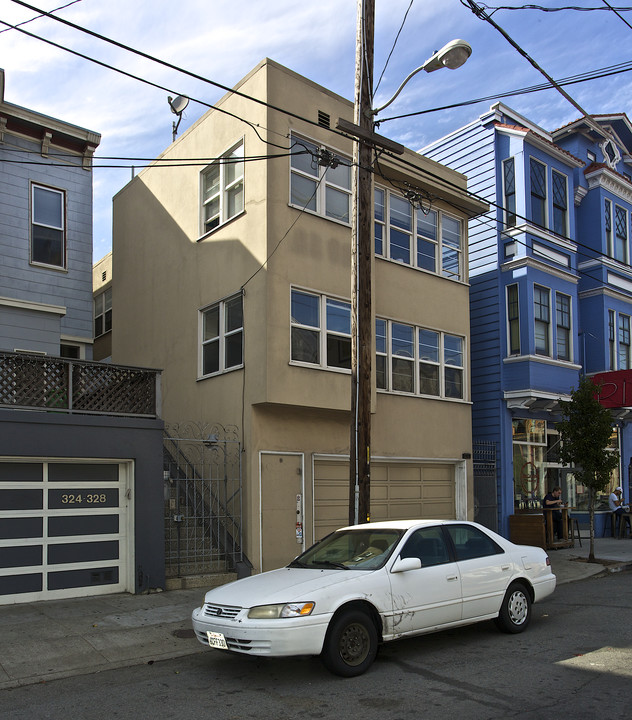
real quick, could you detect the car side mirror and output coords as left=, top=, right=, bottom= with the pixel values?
left=391, top=556, right=422, bottom=573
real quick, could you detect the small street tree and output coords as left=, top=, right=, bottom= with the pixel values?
left=557, top=375, right=619, bottom=562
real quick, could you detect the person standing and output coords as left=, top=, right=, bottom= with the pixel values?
left=542, top=486, right=564, bottom=540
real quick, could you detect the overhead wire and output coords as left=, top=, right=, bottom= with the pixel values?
left=0, top=0, right=82, bottom=33
left=601, top=0, right=632, bottom=28
left=374, top=0, right=414, bottom=95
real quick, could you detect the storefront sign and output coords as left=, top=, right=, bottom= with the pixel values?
left=591, top=369, right=632, bottom=408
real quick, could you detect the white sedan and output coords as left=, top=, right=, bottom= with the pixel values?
left=191, top=519, right=556, bottom=676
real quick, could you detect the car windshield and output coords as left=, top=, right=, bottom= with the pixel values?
left=289, top=529, right=403, bottom=570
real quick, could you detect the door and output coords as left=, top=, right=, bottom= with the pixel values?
left=387, top=525, right=461, bottom=635
left=260, top=453, right=304, bottom=572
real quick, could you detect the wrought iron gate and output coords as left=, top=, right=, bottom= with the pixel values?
left=473, top=440, right=498, bottom=532
left=163, top=422, right=246, bottom=577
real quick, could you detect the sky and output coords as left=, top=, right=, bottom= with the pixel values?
left=2, top=0, right=632, bottom=263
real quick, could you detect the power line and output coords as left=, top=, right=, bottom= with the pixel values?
left=475, top=3, right=632, bottom=11
left=0, top=0, right=82, bottom=34
left=601, top=0, right=632, bottom=28
left=374, top=0, right=414, bottom=94
left=377, top=59, right=632, bottom=122
left=7, top=0, right=354, bottom=147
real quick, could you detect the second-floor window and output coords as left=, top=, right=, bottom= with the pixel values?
left=289, top=134, right=351, bottom=223
left=201, top=140, right=244, bottom=234
left=199, top=293, right=243, bottom=377
left=376, top=318, right=464, bottom=400
left=94, top=288, right=112, bottom=338
left=31, top=184, right=65, bottom=268
left=619, top=313, right=630, bottom=370
left=556, top=293, right=571, bottom=361
left=290, top=289, right=351, bottom=370
left=507, top=284, right=520, bottom=355
left=534, top=285, right=550, bottom=356
left=375, top=188, right=464, bottom=281
left=615, top=205, right=628, bottom=263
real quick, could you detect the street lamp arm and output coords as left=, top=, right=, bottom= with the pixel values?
left=371, top=39, right=472, bottom=117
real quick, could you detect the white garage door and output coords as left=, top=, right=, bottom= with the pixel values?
left=0, top=460, right=132, bottom=605
left=314, top=459, right=456, bottom=541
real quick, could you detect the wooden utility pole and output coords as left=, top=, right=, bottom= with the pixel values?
left=349, top=0, right=374, bottom=525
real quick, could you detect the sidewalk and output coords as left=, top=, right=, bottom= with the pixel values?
left=1, top=537, right=631, bottom=690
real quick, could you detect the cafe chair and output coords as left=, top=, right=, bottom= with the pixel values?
left=602, top=511, right=617, bottom=538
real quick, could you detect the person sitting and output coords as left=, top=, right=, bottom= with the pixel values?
left=542, top=486, right=564, bottom=540
left=608, top=486, right=631, bottom=536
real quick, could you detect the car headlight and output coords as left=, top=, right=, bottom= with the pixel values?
left=247, top=602, right=315, bottom=619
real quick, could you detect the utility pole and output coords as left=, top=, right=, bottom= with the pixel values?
left=349, top=0, right=374, bottom=525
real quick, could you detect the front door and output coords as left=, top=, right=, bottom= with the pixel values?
left=260, top=453, right=304, bottom=572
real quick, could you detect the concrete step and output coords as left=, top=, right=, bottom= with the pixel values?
left=165, top=572, right=236, bottom=591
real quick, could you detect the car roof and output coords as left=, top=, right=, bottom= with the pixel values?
left=338, top=519, right=470, bottom=531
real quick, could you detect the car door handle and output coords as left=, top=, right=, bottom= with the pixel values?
left=446, top=575, right=459, bottom=581
left=501, top=565, right=510, bottom=571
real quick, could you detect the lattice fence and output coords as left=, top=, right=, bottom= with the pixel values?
left=0, top=351, right=159, bottom=417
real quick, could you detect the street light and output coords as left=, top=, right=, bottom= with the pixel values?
left=372, top=40, right=472, bottom=116
left=346, top=10, right=473, bottom=527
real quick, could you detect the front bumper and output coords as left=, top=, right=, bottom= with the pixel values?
left=191, top=604, right=331, bottom=657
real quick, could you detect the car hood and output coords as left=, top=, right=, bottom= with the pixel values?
left=204, top=567, right=375, bottom=607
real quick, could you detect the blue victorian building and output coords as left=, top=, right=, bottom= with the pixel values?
left=423, top=103, right=631, bottom=537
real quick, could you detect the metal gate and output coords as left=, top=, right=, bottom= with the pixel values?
left=163, top=422, right=248, bottom=578
left=473, top=440, right=498, bottom=532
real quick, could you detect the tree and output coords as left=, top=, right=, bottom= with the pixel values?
left=557, top=376, right=619, bottom=562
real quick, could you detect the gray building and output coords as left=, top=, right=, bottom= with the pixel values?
left=0, top=70, right=165, bottom=605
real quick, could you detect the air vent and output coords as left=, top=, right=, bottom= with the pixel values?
left=318, top=110, right=330, bottom=128
left=102, top=270, right=107, bottom=282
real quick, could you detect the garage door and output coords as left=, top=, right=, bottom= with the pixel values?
left=314, top=459, right=455, bottom=541
left=0, top=460, right=131, bottom=605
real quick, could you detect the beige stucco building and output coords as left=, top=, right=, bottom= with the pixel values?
left=111, top=59, right=487, bottom=574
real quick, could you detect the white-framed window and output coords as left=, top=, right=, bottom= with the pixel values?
left=201, top=140, right=244, bottom=235
left=199, top=293, right=243, bottom=378
left=529, top=158, right=547, bottom=229
left=31, top=183, right=65, bottom=268
left=609, top=309, right=616, bottom=370
left=289, top=134, right=351, bottom=223
left=375, top=187, right=464, bottom=281
left=507, top=283, right=520, bottom=355
left=376, top=318, right=465, bottom=400
left=94, top=288, right=112, bottom=338
left=534, top=285, right=550, bottom=356
left=552, top=169, right=568, bottom=237
left=619, top=313, right=630, bottom=370
left=503, top=157, right=516, bottom=228
left=290, top=289, right=351, bottom=370
left=555, top=292, right=571, bottom=361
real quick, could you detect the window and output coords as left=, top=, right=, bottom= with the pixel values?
left=609, top=309, right=616, bottom=370
left=444, top=524, right=503, bottom=561
left=534, top=285, right=550, bottom=356
left=375, top=188, right=463, bottom=281
left=615, top=205, right=628, bottom=263
left=200, top=293, right=243, bottom=377
left=290, top=134, right=351, bottom=223
left=507, top=284, right=520, bottom=355
left=400, top=526, right=451, bottom=566
left=201, top=140, right=244, bottom=234
left=31, top=184, right=65, bottom=267
left=552, top=170, right=568, bottom=237
left=376, top=318, right=465, bottom=400
left=605, top=199, right=613, bottom=257
left=556, top=293, right=571, bottom=361
left=503, top=158, right=516, bottom=228
left=94, top=288, right=112, bottom=338
left=530, top=158, right=546, bottom=228
left=619, top=314, right=630, bottom=370
left=290, top=289, right=351, bottom=370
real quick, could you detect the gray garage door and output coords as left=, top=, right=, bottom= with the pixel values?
left=0, top=460, right=131, bottom=604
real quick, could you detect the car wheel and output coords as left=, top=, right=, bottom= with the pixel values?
left=321, top=609, right=378, bottom=677
left=495, top=582, right=531, bottom=634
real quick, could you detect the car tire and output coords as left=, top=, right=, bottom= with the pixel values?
left=495, top=582, right=531, bottom=634
left=321, top=609, right=378, bottom=677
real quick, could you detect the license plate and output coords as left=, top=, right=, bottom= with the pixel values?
left=207, top=631, right=228, bottom=650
